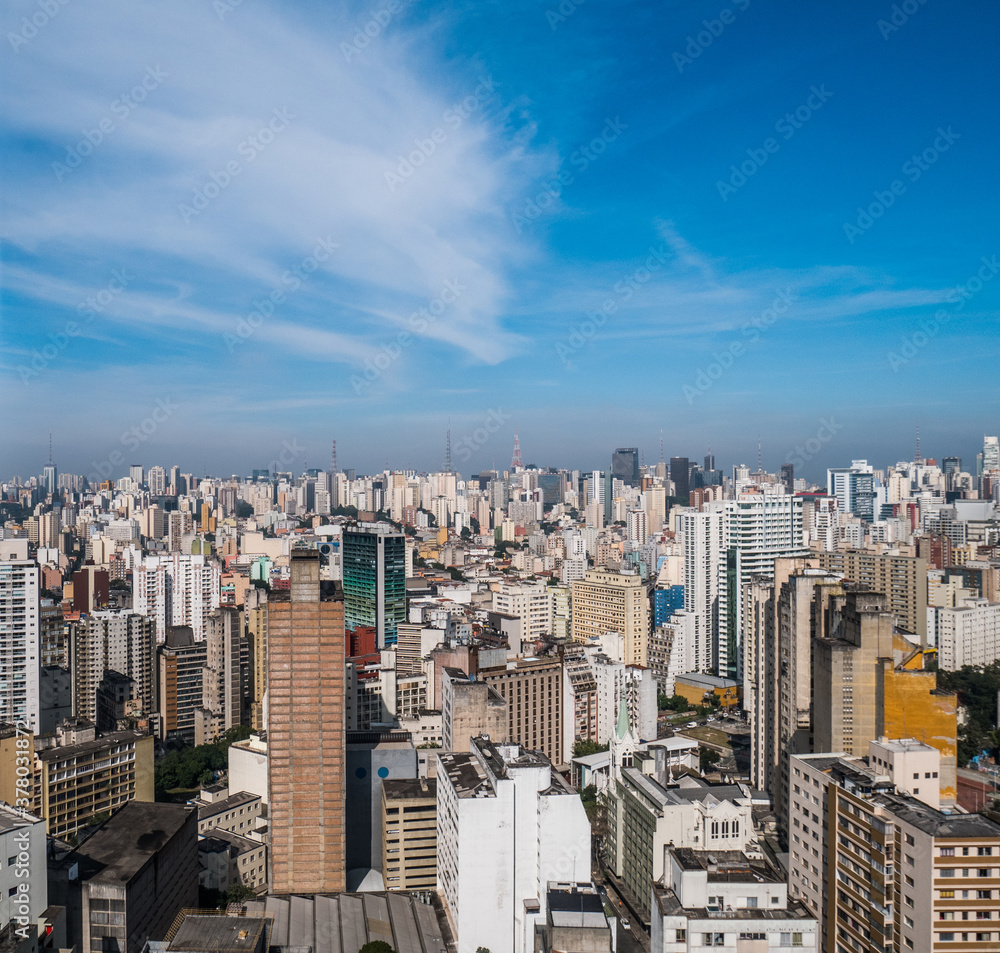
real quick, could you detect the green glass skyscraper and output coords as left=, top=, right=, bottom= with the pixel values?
left=342, top=523, right=406, bottom=648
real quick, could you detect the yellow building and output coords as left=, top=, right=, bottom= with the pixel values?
left=673, top=672, right=741, bottom=709
left=381, top=778, right=437, bottom=890
left=571, top=569, right=649, bottom=666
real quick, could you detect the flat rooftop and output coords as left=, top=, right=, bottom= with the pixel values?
left=876, top=792, right=1000, bottom=838
left=382, top=778, right=437, bottom=800
left=56, top=802, right=194, bottom=884
left=548, top=886, right=608, bottom=930
left=36, top=728, right=149, bottom=763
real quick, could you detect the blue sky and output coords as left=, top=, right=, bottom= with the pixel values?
left=1, top=0, right=997, bottom=482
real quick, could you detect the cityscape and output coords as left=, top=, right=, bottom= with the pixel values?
left=2, top=1, right=1000, bottom=953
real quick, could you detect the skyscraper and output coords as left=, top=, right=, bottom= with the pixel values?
left=611, top=447, right=639, bottom=487
left=669, top=456, right=689, bottom=500
left=0, top=540, right=40, bottom=733
left=268, top=549, right=346, bottom=894
left=343, top=523, right=406, bottom=648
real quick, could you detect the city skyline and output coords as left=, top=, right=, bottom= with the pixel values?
left=2, top=0, right=998, bottom=481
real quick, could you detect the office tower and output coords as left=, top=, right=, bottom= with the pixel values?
left=716, top=492, right=808, bottom=681
left=676, top=508, right=725, bottom=672
left=942, top=455, right=962, bottom=476
left=0, top=539, right=40, bottom=733
left=49, top=802, right=197, bottom=953
left=441, top=667, right=508, bottom=752
left=571, top=569, right=650, bottom=667
left=267, top=549, right=346, bottom=894
left=132, top=551, right=221, bottom=642
left=612, top=447, right=639, bottom=487
left=780, top=461, right=794, bottom=493
left=381, top=778, right=437, bottom=890
left=669, top=456, right=689, bottom=500
left=704, top=451, right=715, bottom=472
left=483, top=657, right=566, bottom=766
left=342, top=523, right=406, bottom=649
left=984, top=435, right=1000, bottom=471
left=70, top=610, right=155, bottom=723
left=437, top=736, right=591, bottom=953
left=827, top=460, right=877, bottom=522
left=816, top=549, right=928, bottom=643
left=157, top=627, right=207, bottom=744
left=790, top=748, right=1000, bottom=953
left=128, top=463, right=144, bottom=487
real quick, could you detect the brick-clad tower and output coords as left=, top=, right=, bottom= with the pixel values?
left=267, top=548, right=346, bottom=893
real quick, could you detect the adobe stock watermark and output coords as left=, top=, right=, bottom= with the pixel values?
left=887, top=254, right=998, bottom=372
left=511, top=117, right=627, bottom=233
left=716, top=85, right=832, bottom=200
left=351, top=279, right=464, bottom=394
left=18, top=268, right=134, bottom=384
left=7, top=0, right=72, bottom=52
left=384, top=76, right=496, bottom=191
left=842, top=126, right=959, bottom=243
left=785, top=417, right=844, bottom=468
left=52, top=67, right=168, bottom=181
left=878, top=0, right=931, bottom=39
left=267, top=439, right=306, bottom=475
left=224, top=237, right=340, bottom=352
left=454, top=408, right=511, bottom=462
left=556, top=242, right=671, bottom=365
left=673, top=0, right=751, bottom=73
left=88, top=398, right=179, bottom=485
left=179, top=107, right=294, bottom=223
left=545, top=0, right=587, bottom=30
left=682, top=288, right=796, bottom=403
left=341, top=0, right=414, bottom=63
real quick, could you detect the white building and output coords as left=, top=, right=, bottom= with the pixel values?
left=929, top=597, right=1000, bottom=670
left=0, top=805, right=47, bottom=936
left=650, top=847, right=818, bottom=953
left=0, top=540, right=40, bottom=734
left=436, top=736, right=591, bottom=953
left=228, top=732, right=269, bottom=805
left=131, top=550, right=221, bottom=641
left=676, top=508, right=724, bottom=673
left=492, top=581, right=552, bottom=642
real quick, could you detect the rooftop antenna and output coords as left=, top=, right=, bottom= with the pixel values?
left=659, top=430, right=664, bottom=464
left=915, top=423, right=922, bottom=463
left=757, top=436, right=762, bottom=472
left=511, top=430, right=523, bottom=470
left=48, top=430, right=53, bottom=465
left=445, top=424, right=454, bottom=473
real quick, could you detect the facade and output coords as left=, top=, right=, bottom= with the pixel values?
left=267, top=549, right=346, bottom=894
left=381, top=777, right=437, bottom=890
left=441, top=666, right=508, bottom=752
left=0, top=540, right=40, bottom=734
left=482, top=656, right=566, bottom=767
left=816, top=549, right=928, bottom=643
left=49, top=801, right=198, bottom=953
left=436, top=737, right=591, bottom=953
left=929, top=597, right=1000, bottom=670
left=676, top=509, right=724, bottom=673
left=789, top=748, right=1000, bottom=953
left=69, top=610, right=154, bottom=724
left=650, top=848, right=818, bottom=953
left=34, top=726, right=154, bottom=839
left=0, top=804, right=47, bottom=937
left=492, top=581, right=552, bottom=642
left=342, top=523, right=406, bottom=648
left=156, top=627, right=207, bottom=745
left=571, top=569, right=650, bottom=667
left=131, top=551, right=220, bottom=642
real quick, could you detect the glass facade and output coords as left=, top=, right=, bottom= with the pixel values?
left=343, top=525, right=406, bottom=647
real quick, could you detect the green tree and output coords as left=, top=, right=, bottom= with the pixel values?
left=573, top=739, right=610, bottom=758
left=359, top=943, right=395, bottom=953
left=700, top=747, right=721, bottom=772
left=224, top=882, right=256, bottom=904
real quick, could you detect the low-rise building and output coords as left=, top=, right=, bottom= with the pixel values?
left=381, top=777, right=437, bottom=890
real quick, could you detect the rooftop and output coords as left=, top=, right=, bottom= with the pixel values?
left=875, top=792, right=1000, bottom=838
left=36, top=728, right=149, bottom=763
left=547, top=885, right=609, bottom=930
left=196, top=790, right=261, bottom=821
left=166, top=914, right=266, bottom=953
left=55, top=802, right=195, bottom=884
left=382, top=777, right=437, bottom=800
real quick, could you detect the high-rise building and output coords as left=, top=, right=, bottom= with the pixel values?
left=790, top=747, right=1000, bottom=953
left=0, top=539, right=40, bottom=734
left=716, top=491, right=808, bottom=681
left=147, top=464, right=167, bottom=495
left=612, top=447, right=639, bottom=487
left=342, top=523, right=406, bottom=648
left=381, top=777, right=437, bottom=891
left=267, top=549, right=346, bottom=894
left=70, top=610, right=154, bottom=723
left=780, top=462, right=795, bottom=493
left=676, top=508, right=725, bottom=672
left=483, top=656, right=566, bottom=767
left=827, top=460, right=878, bottom=522
left=128, top=463, right=144, bottom=488
left=669, top=456, right=690, bottom=500
left=157, top=626, right=207, bottom=745
left=436, top=736, right=591, bottom=953
left=571, top=569, right=650, bottom=667
left=492, top=580, right=552, bottom=642
left=441, top=667, right=508, bottom=752
left=131, top=551, right=221, bottom=642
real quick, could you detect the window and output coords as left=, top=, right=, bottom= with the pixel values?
left=905, top=833, right=915, bottom=845
left=940, top=912, right=955, bottom=920
left=746, top=896, right=758, bottom=908
left=976, top=911, right=992, bottom=920
left=940, top=890, right=955, bottom=899
left=978, top=869, right=991, bottom=878
left=703, top=933, right=725, bottom=947
left=941, top=869, right=955, bottom=878
left=939, top=933, right=954, bottom=942
left=976, top=934, right=992, bottom=943
left=979, top=847, right=993, bottom=856
left=941, top=848, right=955, bottom=856
left=675, top=930, right=686, bottom=942
left=977, top=890, right=992, bottom=899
